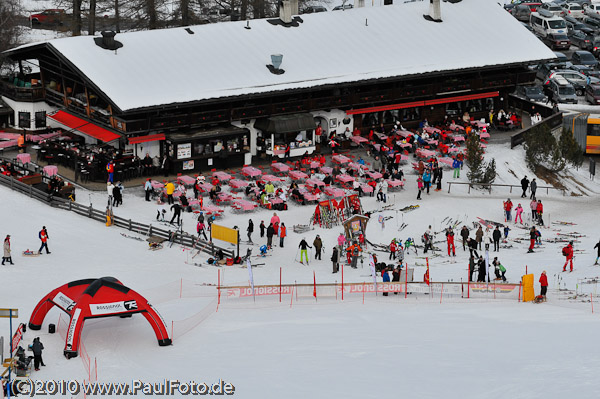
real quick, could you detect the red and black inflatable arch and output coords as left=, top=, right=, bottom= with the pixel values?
left=28, top=277, right=172, bottom=358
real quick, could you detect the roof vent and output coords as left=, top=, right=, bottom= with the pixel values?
left=185, top=28, right=194, bottom=34
left=94, top=31, right=123, bottom=50
left=267, top=54, right=285, bottom=75
left=423, top=0, right=442, bottom=23
left=279, top=0, right=292, bottom=24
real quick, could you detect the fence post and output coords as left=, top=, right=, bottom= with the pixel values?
left=128, top=219, right=132, bottom=231
left=68, top=200, right=72, bottom=210
left=29, top=184, right=33, bottom=197
left=488, top=184, right=492, bottom=194
left=89, top=205, right=93, bottom=218
left=447, top=183, right=451, bottom=193
left=149, top=225, right=153, bottom=236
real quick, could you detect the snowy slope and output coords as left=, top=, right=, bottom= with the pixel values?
left=1, top=142, right=600, bottom=398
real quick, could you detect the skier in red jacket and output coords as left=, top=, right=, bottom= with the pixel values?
left=539, top=270, right=548, bottom=301
left=563, top=241, right=574, bottom=272
left=446, top=227, right=456, bottom=256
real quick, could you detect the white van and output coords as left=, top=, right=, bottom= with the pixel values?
left=530, top=9, right=567, bottom=37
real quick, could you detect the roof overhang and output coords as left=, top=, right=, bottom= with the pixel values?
left=47, top=110, right=121, bottom=143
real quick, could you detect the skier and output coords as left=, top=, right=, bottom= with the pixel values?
left=38, top=226, right=50, bottom=255
left=562, top=241, right=574, bottom=272
left=469, top=255, right=476, bottom=282
left=446, top=227, right=456, bottom=257
left=423, top=226, right=433, bottom=253
left=520, top=176, right=529, bottom=198
left=196, top=220, right=208, bottom=240
left=503, top=198, right=513, bottom=222
left=460, top=226, right=470, bottom=251
left=503, top=225, right=510, bottom=242
left=539, top=270, right=548, bottom=301
left=530, top=199, right=538, bottom=221
left=313, top=235, right=323, bottom=260
left=515, top=203, right=524, bottom=225
left=331, top=246, right=339, bottom=273
left=397, top=242, right=405, bottom=264
left=536, top=200, right=544, bottom=226
left=279, top=223, right=287, bottom=248
left=382, top=267, right=390, bottom=296
left=32, top=337, right=45, bottom=371
left=492, top=226, right=501, bottom=252
left=170, top=203, right=182, bottom=225
left=348, top=241, right=362, bottom=269
left=528, top=226, right=536, bottom=253
left=298, top=238, right=312, bottom=265
left=477, top=256, right=486, bottom=282
left=595, top=239, right=600, bottom=265
left=530, top=178, right=537, bottom=200
left=259, top=220, right=266, bottom=238
left=499, top=262, right=507, bottom=282
left=2, top=235, right=13, bottom=265
left=144, top=178, right=153, bottom=202
left=468, top=237, right=479, bottom=258
left=266, top=223, right=275, bottom=248
left=247, top=219, right=254, bottom=243
left=389, top=239, right=397, bottom=260
left=165, top=181, right=175, bottom=205
left=475, top=226, right=484, bottom=250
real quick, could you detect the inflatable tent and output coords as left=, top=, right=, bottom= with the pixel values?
left=28, top=277, right=172, bottom=358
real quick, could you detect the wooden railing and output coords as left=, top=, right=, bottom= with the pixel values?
left=446, top=181, right=566, bottom=196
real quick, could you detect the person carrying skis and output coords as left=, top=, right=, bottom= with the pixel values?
left=389, top=239, right=398, bottom=260
left=492, top=226, right=501, bottom=252
left=460, top=226, right=470, bottom=251
left=528, top=227, right=536, bottom=253
left=247, top=219, right=254, bottom=243
left=503, top=198, right=513, bottom=222
left=446, top=228, right=456, bottom=257
left=539, top=270, right=548, bottom=301
left=38, top=226, right=50, bottom=255
left=279, top=223, right=287, bottom=247
left=595, top=239, right=600, bottom=265
left=520, top=176, right=529, bottom=198
left=313, top=235, right=323, bottom=260
left=331, top=246, right=339, bottom=273
left=298, top=238, right=312, bottom=265
left=515, top=203, right=524, bottom=224
left=562, top=241, right=574, bottom=272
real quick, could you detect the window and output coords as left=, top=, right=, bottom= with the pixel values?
left=18, top=112, right=30, bottom=128
left=35, top=111, right=46, bottom=128
left=587, top=123, right=600, bottom=136
left=548, top=20, right=566, bottom=29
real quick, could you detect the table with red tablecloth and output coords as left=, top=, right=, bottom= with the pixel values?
left=16, top=153, right=31, bottom=164
left=396, top=142, right=412, bottom=149
left=197, top=182, right=213, bottom=193
left=320, top=166, right=333, bottom=175
left=351, top=136, right=368, bottom=145
left=332, top=154, right=351, bottom=164
left=424, top=126, right=441, bottom=134
left=479, top=132, right=490, bottom=139
left=386, top=179, right=404, bottom=190
left=229, top=179, right=249, bottom=190
left=43, top=165, right=58, bottom=176
left=438, top=157, right=454, bottom=167
left=416, top=149, right=437, bottom=158
left=366, top=171, right=383, bottom=180
left=242, top=166, right=262, bottom=178
left=335, top=174, right=355, bottom=185
left=212, top=171, right=232, bottom=182
left=289, top=170, right=308, bottom=180
left=397, top=130, right=412, bottom=138
left=272, top=162, right=290, bottom=174
left=306, top=178, right=325, bottom=187
left=324, top=186, right=346, bottom=198
left=262, top=174, right=283, bottom=184
left=359, top=184, right=373, bottom=193
left=177, top=175, right=196, bottom=186
left=150, top=180, right=164, bottom=189
left=447, top=147, right=462, bottom=153
left=232, top=199, right=257, bottom=212
left=201, top=205, right=224, bottom=217
left=298, top=188, right=319, bottom=203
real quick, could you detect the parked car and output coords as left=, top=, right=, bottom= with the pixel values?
left=561, top=3, right=585, bottom=19
left=585, top=3, right=600, bottom=18
left=531, top=10, right=568, bottom=37
left=541, top=2, right=565, bottom=16
left=29, top=9, right=65, bottom=25
left=565, top=15, right=587, bottom=34
left=585, top=83, right=600, bottom=103
left=301, top=5, right=327, bottom=13
left=548, top=76, right=579, bottom=103
left=571, top=49, right=599, bottom=67
left=505, top=0, right=542, bottom=12
left=542, top=32, right=572, bottom=49
left=514, top=85, right=548, bottom=102
left=582, top=15, right=600, bottom=30
left=513, top=4, right=535, bottom=21
left=332, top=4, right=353, bottom=10
left=554, top=51, right=571, bottom=63
left=569, top=27, right=600, bottom=50
left=571, top=64, right=600, bottom=78
left=544, top=69, right=596, bottom=95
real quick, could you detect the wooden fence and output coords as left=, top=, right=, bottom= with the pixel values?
left=446, top=181, right=566, bottom=196
left=0, top=172, right=234, bottom=258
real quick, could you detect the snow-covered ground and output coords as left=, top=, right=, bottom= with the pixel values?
left=1, top=140, right=600, bottom=398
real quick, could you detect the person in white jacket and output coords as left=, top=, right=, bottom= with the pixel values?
left=381, top=180, right=389, bottom=203
left=106, top=182, right=114, bottom=207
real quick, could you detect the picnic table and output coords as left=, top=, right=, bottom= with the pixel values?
left=366, top=171, right=383, bottom=180
left=471, top=120, right=489, bottom=128
left=479, top=132, right=490, bottom=139
left=306, top=178, right=325, bottom=187
left=360, top=183, right=373, bottom=193
left=452, top=135, right=465, bottom=143
left=426, top=139, right=438, bottom=146
left=262, top=174, right=283, bottom=184
left=289, top=170, right=308, bottom=180
left=374, top=133, right=388, bottom=141
left=335, top=174, right=355, bottom=184
left=201, top=205, right=224, bottom=217
left=424, top=126, right=441, bottom=134
left=347, top=162, right=366, bottom=171
left=396, top=142, right=412, bottom=148
left=150, top=180, right=164, bottom=189
left=447, top=147, right=462, bottom=153
left=320, top=166, right=333, bottom=175
left=332, top=154, right=351, bottom=164
left=43, top=165, right=58, bottom=176
left=16, top=153, right=31, bottom=164
left=449, top=123, right=465, bottom=131
left=298, top=188, right=319, bottom=203
left=480, top=143, right=487, bottom=149
left=416, top=149, right=436, bottom=158
left=309, top=161, right=321, bottom=169
left=232, top=199, right=258, bottom=212
left=438, top=157, right=454, bottom=167
left=197, top=182, right=213, bottom=194
left=212, top=171, right=232, bottom=182
left=386, top=179, right=404, bottom=190
left=229, top=179, right=249, bottom=190
left=177, top=175, right=196, bottom=186
left=324, top=186, right=346, bottom=198
left=215, top=192, right=234, bottom=204
left=272, top=162, right=290, bottom=174
left=242, top=166, right=262, bottom=178
left=396, top=130, right=412, bottom=138
left=350, top=135, right=368, bottom=145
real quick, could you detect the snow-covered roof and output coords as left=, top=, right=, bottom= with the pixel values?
left=10, top=0, right=556, bottom=112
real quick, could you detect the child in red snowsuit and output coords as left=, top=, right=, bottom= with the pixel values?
left=446, top=228, right=456, bottom=256
left=563, top=242, right=574, bottom=272
left=389, top=240, right=397, bottom=260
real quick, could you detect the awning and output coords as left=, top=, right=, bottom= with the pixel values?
left=254, top=113, right=316, bottom=134
left=47, top=110, right=121, bottom=143
left=128, top=133, right=165, bottom=145
left=167, top=125, right=249, bottom=143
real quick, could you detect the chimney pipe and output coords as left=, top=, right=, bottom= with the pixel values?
left=279, top=0, right=292, bottom=24
left=101, top=31, right=116, bottom=48
left=427, top=0, right=442, bottom=22
left=290, top=0, right=299, bottom=15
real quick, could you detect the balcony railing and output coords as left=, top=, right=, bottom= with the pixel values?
left=0, top=79, right=45, bottom=102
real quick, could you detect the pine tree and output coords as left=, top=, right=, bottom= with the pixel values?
left=524, top=124, right=565, bottom=172
left=559, top=128, right=584, bottom=169
left=466, top=133, right=484, bottom=183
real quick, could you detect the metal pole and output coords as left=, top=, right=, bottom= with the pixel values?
left=8, top=309, right=13, bottom=399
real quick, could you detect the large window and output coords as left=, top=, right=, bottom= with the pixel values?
left=18, top=112, right=30, bottom=128
left=35, top=111, right=46, bottom=128
left=587, top=123, right=600, bottom=137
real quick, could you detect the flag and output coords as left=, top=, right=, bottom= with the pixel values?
left=369, top=254, right=378, bottom=294
left=247, top=258, right=254, bottom=298
left=313, top=271, right=317, bottom=298
left=484, top=249, right=490, bottom=283
left=425, top=257, right=430, bottom=286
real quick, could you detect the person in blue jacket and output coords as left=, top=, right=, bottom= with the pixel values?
left=422, top=170, right=432, bottom=194
left=452, top=157, right=461, bottom=178
left=382, top=266, right=391, bottom=296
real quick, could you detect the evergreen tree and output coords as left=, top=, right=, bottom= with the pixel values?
left=466, top=133, right=484, bottom=183
left=559, top=128, right=584, bottom=169
left=524, top=124, right=565, bottom=172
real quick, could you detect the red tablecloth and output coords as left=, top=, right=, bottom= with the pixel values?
left=229, top=179, right=249, bottom=190
left=336, top=174, right=354, bottom=184
left=272, top=163, right=290, bottom=173
left=351, top=136, right=368, bottom=144
left=17, top=153, right=31, bottom=164
left=386, top=179, right=404, bottom=188
left=177, top=175, right=195, bottom=186
left=366, top=171, right=383, bottom=180
left=43, top=165, right=58, bottom=176
left=320, top=166, right=333, bottom=175
left=306, top=178, right=325, bottom=187
left=289, top=170, right=308, bottom=180
left=212, top=171, right=232, bottom=181
left=242, top=166, right=262, bottom=178
left=332, top=155, right=350, bottom=164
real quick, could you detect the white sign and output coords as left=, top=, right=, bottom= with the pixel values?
left=89, top=300, right=138, bottom=316
left=66, top=308, right=81, bottom=350
left=177, top=143, right=192, bottom=159
left=53, top=292, right=76, bottom=312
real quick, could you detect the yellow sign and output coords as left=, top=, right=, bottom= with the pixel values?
left=0, top=309, right=18, bottom=318
left=522, top=274, right=535, bottom=302
left=211, top=224, right=239, bottom=245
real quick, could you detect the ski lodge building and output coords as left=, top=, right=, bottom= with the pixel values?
left=1, top=0, right=555, bottom=173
